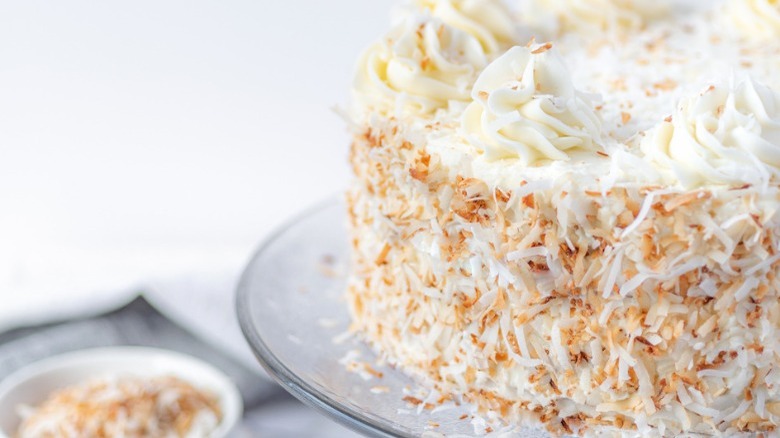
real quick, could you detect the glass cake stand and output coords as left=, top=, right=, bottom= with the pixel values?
left=236, top=198, right=548, bottom=438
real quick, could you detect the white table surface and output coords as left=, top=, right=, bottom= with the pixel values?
left=0, top=0, right=394, bottom=330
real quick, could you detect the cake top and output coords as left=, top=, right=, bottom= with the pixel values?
left=350, top=0, right=780, bottom=193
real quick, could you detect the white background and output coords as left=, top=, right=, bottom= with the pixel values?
left=0, top=0, right=395, bottom=328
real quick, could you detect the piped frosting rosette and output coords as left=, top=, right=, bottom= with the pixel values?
left=725, top=0, right=780, bottom=41
left=353, top=16, right=488, bottom=115
left=462, top=43, right=604, bottom=164
left=641, top=76, right=780, bottom=189
left=412, top=0, right=518, bottom=53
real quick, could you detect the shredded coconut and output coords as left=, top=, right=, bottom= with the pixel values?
left=16, top=375, right=221, bottom=438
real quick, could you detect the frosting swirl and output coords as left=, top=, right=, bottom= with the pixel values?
left=641, top=77, right=780, bottom=188
left=726, top=0, right=780, bottom=41
left=462, top=44, right=603, bottom=164
left=353, top=17, right=487, bottom=115
left=523, top=0, right=669, bottom=34
left=413, top=0, right=517, bottom=54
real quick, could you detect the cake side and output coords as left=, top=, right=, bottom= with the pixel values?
left=347, top=113, right=780, bottom=435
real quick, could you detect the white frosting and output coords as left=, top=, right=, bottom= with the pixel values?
left=726, top=0, right=780, bottom=41
left=641, top=76, right=780, bottom=188
left=413, top=0, right=517, bottom=53
left=462, top=44, right=603, bottom=164
left=351, top=1, right=780, bottom=191
left=353, top=16, right=487, bottom=115
left=523, top=0, right=670, bottom=35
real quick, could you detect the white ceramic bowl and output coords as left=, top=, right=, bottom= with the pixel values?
left=0, top=346, right=243, bottom=438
